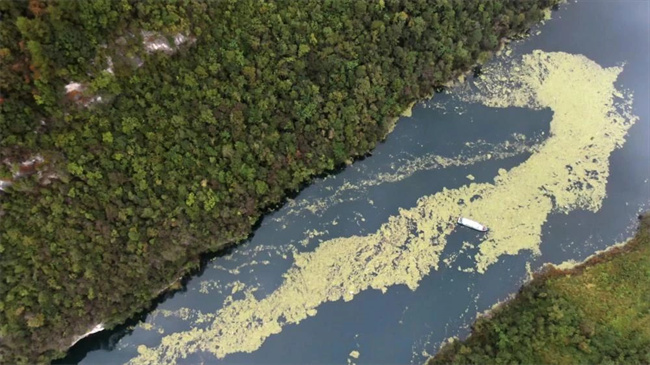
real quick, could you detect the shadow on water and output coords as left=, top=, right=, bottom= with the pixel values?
left=53, top=240, right=236, bottom=364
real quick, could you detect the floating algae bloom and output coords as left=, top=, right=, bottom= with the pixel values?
left=131, top=51, right=637, bottom=364
left=276, top=132, right=539, bottom=223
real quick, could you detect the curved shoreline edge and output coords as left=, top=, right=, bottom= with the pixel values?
left=427, top=213, right=650, bottom=364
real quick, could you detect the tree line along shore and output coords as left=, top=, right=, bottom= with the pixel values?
left=428, top=214, right=650, bottom=365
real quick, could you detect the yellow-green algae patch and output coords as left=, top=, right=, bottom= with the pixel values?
left=275, top=133, right=540, bottom=223
left=132, top=183, right=471, bottom=364
left=130, top=51, right=637, bottom=364
left=458, top=50, right=637, bottom=272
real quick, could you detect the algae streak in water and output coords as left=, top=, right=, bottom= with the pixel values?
left=131, top=51, right=637, bottom=364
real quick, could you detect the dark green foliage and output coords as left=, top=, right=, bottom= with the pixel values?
left=0, top=0, right=556, bottom=363
left=429, top=215, right=650, bottom=365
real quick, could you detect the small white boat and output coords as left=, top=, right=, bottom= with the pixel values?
left=457, top=217, right=488, bottom=232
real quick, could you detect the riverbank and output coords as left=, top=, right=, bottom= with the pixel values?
left=427, top=213, right=650, bottom=365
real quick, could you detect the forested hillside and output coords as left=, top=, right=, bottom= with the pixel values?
left=0, top=0, right=556, bottom=363
left=428, top=214, right=650, bottom=365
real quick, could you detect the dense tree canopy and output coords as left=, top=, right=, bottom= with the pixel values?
left=0, top=0, right=556, bottom=363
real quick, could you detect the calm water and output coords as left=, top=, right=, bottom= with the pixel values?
left=60, top=1, right=650, bottom=364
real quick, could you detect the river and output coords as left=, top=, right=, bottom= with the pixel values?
left=59, top=1, right=650, bottom=364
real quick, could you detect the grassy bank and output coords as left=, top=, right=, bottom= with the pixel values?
left=428, top=214, right=650, bottom=365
